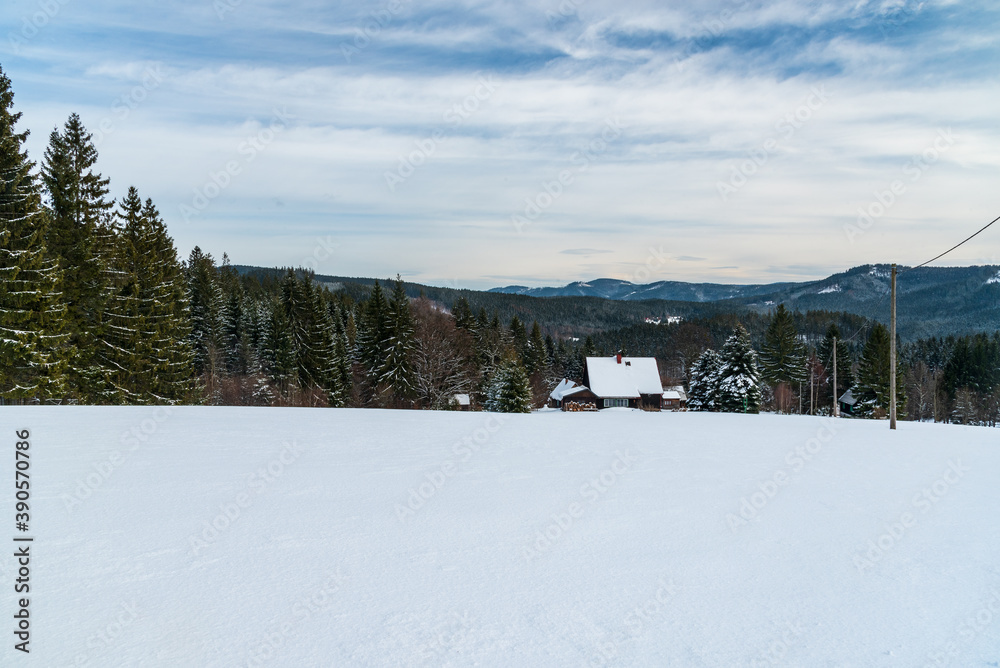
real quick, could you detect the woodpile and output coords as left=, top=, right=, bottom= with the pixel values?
left=564, top=401, right=598, bottom=412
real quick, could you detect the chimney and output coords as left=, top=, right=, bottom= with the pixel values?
left=616, top=352, right=622, bottom=364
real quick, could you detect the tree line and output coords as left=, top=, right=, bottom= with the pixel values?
left=681, top=303, right=999, bottom=426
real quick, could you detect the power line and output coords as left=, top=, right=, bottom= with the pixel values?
left=841, top=213, right=999, bottom=344
left=907, top=214, right=1000, bottom=272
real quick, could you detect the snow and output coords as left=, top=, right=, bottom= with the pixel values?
left=869, top=267, right=891, bottom=279
left=818, top=284, right=842, bottom=294
left=986, top=271, right=1000, bottom=285
left=3, top=407, right=1000, bottom=666
left=549, top=379, right=588, bottom=402
left=662, top=390, right=681, bottom=400
left=586, top=356, right=663, bottom=398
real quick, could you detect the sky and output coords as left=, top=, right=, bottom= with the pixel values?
left=2, top=0, right=999, bottom=289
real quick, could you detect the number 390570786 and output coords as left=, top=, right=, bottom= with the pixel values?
left=15, top=429, right=30, bottom=524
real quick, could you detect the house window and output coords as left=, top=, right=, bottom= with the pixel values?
left=604, top=398, right=628, bottom=408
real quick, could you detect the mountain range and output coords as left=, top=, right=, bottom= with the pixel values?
left=236, top=264, right=1000, bottom=340
left=490, top=264, right=1000, bottom=339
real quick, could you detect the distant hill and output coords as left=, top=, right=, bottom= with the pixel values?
left=492, top=265, right=1000, bottom=338
left=233, top=264, right=1000, bottom=340
left=489, top=278, right=799, bottom=302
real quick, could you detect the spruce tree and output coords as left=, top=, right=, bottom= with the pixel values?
left=99, top=189, right=194, bottom=403
left=525, top=321, right=548, bottom=375
left=485, top=356, right=532, bottom=413
left=329, top=301, right=353, bottom=407
left=357, top=280, right=391, bottom=379
left=262, top=299, right=296, bottom=397
left=688, top=349, right=722, bottom=411
left=222, top=287, right=246, bottom=374
left=185, top=246, right=223, bottom=376
left=854, top=323, right=906, bottom=418
left=716, top=325, right=762, bottom=413
left=509, top=315, right=528, bottom=363
left=0, top=65, right=71, bottom=402
left=452, top=296, right=474, bottom=330
left=41, top=113, right=113, bottom=401
left=760, top=304, right=807, bottom=389
left=379, top=277, right=416, bottom=402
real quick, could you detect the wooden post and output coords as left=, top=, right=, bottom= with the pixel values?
left=890, top=264, right=897, bottom=430
left=833, top=336, right=840, bottom=418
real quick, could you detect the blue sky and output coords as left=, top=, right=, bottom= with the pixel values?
left=3, top=0, right=999, bottom=288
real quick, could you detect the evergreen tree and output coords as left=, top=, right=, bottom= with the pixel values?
left=688, top=349, right=722, bottom=411
left=357, top=280, right=391, bottom=380
left=221, top=287, right=249, bottom=375
left=305, top=279, right=339, bottom=403
left=329, top=301, right=353, bottom=407
left=484, top=356, right=532, bottom=413
left=760, top=304, right=807, bottom=390
left=345, top=309, right=357, bottom=351
left=282, top=272, right=336, bottom=400
left=452, top=296, right=474, bottom=330
left=854, top=323, right=906, bottom=419
left=509, top=315, right=528, bottom=363
left=262, top=299, right=296, bottom=396
left=99, top=189, right=194, bottom=403
left=0, top=65, right=71, bottom=402
left=716, top=325, right=762, bottom=413
left=379, top=277, right=416, bottom=401
left=40, top=113, right=113, bottom=401
left=525, top=321, right=548, bottom=375
left=185, top=246, right=223, bottom=376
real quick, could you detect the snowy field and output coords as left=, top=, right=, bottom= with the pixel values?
left=1, top=407, right=999, bottom=667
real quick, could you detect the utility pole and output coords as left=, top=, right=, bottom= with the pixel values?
left=890, top=264, right=897, bottom=430
left=809, top=362, right=814, bottom=415
left=833, top=336, right=839, bottom=418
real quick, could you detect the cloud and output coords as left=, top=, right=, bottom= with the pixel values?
left=2, top=0, right=998, bottom=288
left=560, top=248, right=614, bottom=255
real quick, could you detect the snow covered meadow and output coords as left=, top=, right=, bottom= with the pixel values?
left=2, top=406, right=999, bottom=666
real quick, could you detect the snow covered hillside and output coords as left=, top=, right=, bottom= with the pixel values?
left=2, top=407, right=999, bottom=666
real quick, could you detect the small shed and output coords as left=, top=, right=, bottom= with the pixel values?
left=549, top=379, right=599, bottom=411
left=662, top=385, right=688, bottom=411
left=450, top=394, right=471, bottom=411
left=838, top=388, right=857, bottom=416
left=662, top=390, right=682, bottom=411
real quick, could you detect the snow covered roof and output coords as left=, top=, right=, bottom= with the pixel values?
left=662, top=391, right=681, bottom=400
left=549, top=379, right=589, bottom=402
left=839, top=389, right=857, bottom=406
left=452, top=394, right=470, bottom=406
left=664, top=385, right=688, bottom=401
left=586, top=357, right=663, bottom=398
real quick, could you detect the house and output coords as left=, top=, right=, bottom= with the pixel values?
left=838, top=388, right=857, bottom=416
left=549, top=379, right=599, bottom=411
left=662, top=385, right=688, bottom=411
left=450, top=394, right=471, bottom=411
left=584, top=354, right=664, bottom=410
